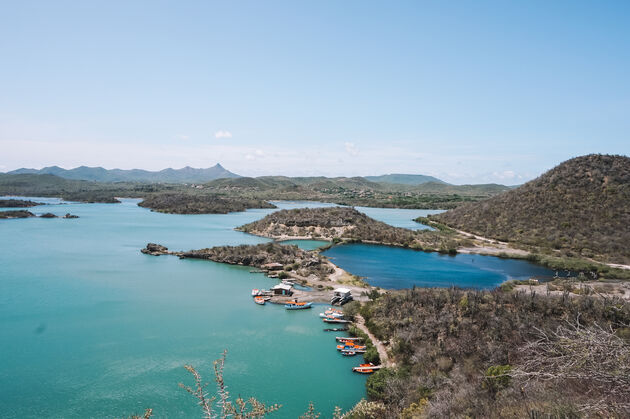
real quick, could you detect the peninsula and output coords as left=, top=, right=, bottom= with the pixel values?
left=237, top=206, right=467, bottom=253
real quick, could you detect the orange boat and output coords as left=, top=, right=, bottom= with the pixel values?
left=254, top=296, right=266, bottom=305
left=353, top=363, right=376, bottom=374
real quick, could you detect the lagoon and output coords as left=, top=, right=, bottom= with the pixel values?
left=324, top=243, right=554, bottom=289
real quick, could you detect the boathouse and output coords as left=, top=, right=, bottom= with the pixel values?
left=271, top=283, right=293, bottom=296
left=331, top=287, right=353, bottom=305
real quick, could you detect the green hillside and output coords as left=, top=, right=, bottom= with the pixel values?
left=434, top=154, right=630, bottom=264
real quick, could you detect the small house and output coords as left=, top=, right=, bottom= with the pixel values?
left=271, top=283, right=293, bottom=296
left=262, top=262, right=284, bottom=271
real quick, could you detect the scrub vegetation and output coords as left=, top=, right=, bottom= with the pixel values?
left=358, top=287, right=630, bottom=417
left=434, top=154, right=630, bottom=264
left=238, top=207, right=468, bottom=253
left=0, top=172, right=509, bottom=209
left=137, top=193, right=276, bottom=214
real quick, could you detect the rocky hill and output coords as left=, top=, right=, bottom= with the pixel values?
left=238, top=207, right=466, bottom=252
left=433, top=154, right=630, bottom=264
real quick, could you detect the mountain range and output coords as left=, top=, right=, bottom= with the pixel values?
left=6, top=164, right=240, bottom=184
left=4, top=165, right=450, bottom=186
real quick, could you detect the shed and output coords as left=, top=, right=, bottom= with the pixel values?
left=271, top=283, right=293, bottom=296
left=333, top=288, right=352, bottom=298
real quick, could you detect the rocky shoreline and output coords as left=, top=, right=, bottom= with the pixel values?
left=141, top=242, right=374, bottom=303
left=0, top=210, right=79, bottom=219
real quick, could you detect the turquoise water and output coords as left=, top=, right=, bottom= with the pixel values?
left=0, top=199, right=366, bottom=418
left=355, top=207, right=444, bottom=230
left=324, top=244, right=554, bottom=289
left=278, top=239, right=331, bottom=250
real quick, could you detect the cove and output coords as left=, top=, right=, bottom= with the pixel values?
left=323, top=243, right=555, bottom=289
left=0, top=199, right=366, bottom=418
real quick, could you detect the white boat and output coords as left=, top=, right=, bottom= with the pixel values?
left=319, top=312, right=344, bottom=318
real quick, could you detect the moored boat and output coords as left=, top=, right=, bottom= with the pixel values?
left=285, top=301, right=313, bottom=310
left=319, top=311, right=344, bottom=318
left=323, top=327, right=349, bottom=332
left=323, top=317, right=350, bottom=323
left=353, top=363, right=377, bottom=374
left=254, top=296, right=266, bottom=305
left=335, top=337, right=363, bottom=342
left=342, top=350, right=356, bottom=356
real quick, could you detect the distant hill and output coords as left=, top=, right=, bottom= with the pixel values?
left=365, top=173, right=446, bottom=185
left=6, top=164, right=240, bottom=183
left=433, top=154, right=630, bottom=264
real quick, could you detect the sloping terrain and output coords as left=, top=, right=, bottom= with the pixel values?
left=434, top=154, right=630, bottom=263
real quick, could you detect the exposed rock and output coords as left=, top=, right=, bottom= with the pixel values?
left=62, top=213, right=79, bottom=219
left=0, top=210, right=36, bottom=219
left=39, top=213, right=58, bottom=218
left=0, top=199, right=44, bottom=207
left=141, top=243, right=171, bottom=256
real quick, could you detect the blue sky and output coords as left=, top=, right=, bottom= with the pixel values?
left=1, top=0, right=628, bottom=184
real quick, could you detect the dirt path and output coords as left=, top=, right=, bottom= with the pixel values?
left=355, top=314, right=393, bottom=367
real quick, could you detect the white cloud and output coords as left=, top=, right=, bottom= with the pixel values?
left=215, top=130, right=233, bottom=139
left=344, top=142, right=359, bottom=156
left=255, top=149, right=264, bottom=156
left=174, top=134, right=189, bottom=140
left=245, top=154, right=255, bottom=161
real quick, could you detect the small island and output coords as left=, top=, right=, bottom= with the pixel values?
left=0, top=210, right=79, bottom=219
left=0, top=199, right=44, bottom=207
left=0, top=210, right=36, bottom=219
left=138, top=193, right=276, bottom=214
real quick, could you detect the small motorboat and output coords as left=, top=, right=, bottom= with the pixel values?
left=285, top=302, right=313, bottom=310
left=335, top=337, right=363, bottom=342
left=323, top=317, right=350, bottom=323
left=337, top=344, right=366, bottom=351
left=324, top=327, right=349, bottom=332
left=252, top=289, right=261, bottom=296
left=353, top=363, right=376, bottom=374
left=342, top=350, right=356, bottom=356
left=254, top=296, right=266, bottom=305
left=319, top=311, right=344, bottom=318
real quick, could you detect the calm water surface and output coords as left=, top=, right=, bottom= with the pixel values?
left=1, top=198, right=550, bottom=418
left=324, top=243, right=554, bottom=289
left=0, top=199, right=366, bottom=418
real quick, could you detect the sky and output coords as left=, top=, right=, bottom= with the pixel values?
left=1, top=0, right=628, bottom=184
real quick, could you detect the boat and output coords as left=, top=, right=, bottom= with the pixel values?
left=319, top=311, right=344, bottom=318
left=353, top=363, right=377, bottom=374
left=335, top=337, right=363, bottom=342
left=285, top=302, right=313, bottom=310
left=252, top=288, right=261, bottom=296
left=337, top=344, right=366, bottom=351
left=342, top=350, right=356, bottom=356
left=323, top=317, right=350, bottom=323
left=254, top=296, right=266, bottom=305
left=323, top=327, right=349, bottom=332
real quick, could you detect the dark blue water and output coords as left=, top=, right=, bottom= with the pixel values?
left=324, top=244, right=554, bottom=289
